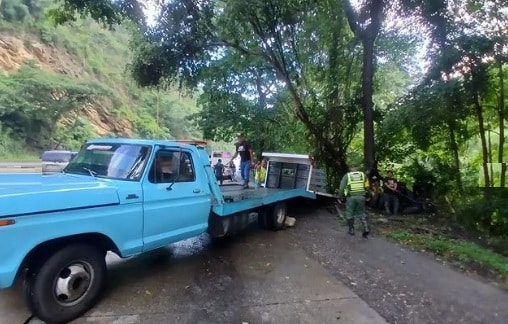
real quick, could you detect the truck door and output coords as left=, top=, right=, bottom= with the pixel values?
left=141, top=148, right=211, bottom=251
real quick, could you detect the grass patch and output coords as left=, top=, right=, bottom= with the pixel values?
left=383, top=230, right=508, bottom=280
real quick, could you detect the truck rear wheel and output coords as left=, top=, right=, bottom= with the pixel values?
left=269, top=202, right=287, bottom=231
left=257, top=207, right=271, bottom=229
left=258, top=203, right=287, bottom=231
left=24, top=244, right=106, bottom=324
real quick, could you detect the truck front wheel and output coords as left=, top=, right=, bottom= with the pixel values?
left=24, top=244, right=106, bottom=324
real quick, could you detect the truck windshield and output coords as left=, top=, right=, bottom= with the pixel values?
left=63, top=143, right=151, bottom=181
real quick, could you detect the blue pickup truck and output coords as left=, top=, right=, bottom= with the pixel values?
left=0, top=138, right=318, bottom=323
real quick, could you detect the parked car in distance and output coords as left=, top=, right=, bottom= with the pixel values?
left=41, top=150, right=78, bottom=173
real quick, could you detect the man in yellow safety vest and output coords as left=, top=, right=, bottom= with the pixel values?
left=338, top=165, right=370, bottom=238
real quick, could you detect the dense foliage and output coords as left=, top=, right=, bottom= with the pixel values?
left=0, top=0, right=202, bottom=158
left=0, top=62, right=107, bottom=149
left=4, top=0, right=508, bottom=239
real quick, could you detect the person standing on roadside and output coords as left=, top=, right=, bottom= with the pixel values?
left=382, top=170, right=399, bottom=216
left=229, top=132, right=254, bottom=189
left=338, top=164, right=370, bottom=238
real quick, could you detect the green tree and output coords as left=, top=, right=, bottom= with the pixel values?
left=0, top=0, right=30, bottom=22
left=0, top=63, right=108, bottom=148
left=126, top=0, right=366, bottom=190
left=380, top=0, right=508, bottom=191
left=46, top=0, right=146, bottom=27
left=343, top=0, right=386, bottom=169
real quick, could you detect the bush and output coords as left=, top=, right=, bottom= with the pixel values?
left=39, top=25, right=56, bottom=44
left=1, top=1, right=30, bottom=23
left=0, top=124, right=35, bottom=160
left=54, top=118, right=96, bottom=151
left=132, top=114, right=169, bottom=139
left=457, top=193, right=508, bottom=238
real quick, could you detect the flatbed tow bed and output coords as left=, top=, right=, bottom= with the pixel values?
left=214, top=185, right=316, bottom=216
left=204, top=152, right=324, bottom=236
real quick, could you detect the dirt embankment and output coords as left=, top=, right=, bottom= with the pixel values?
left=0, top=33, right=133, bottom=137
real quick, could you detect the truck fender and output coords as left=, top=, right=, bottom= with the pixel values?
left=16, top=233, right=120, bottom=279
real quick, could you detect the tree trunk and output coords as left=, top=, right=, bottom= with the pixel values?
left=473, top=92, right=490, bottom=189
left=488, top=126, right=494, bottom=186
left=362, top=36, right=375, bottom=170
left=496, top=56, right=506, bottom=187
left=447, top=121, right=464, bottom=193
left=343, top=0, right=384, bottom=170
left=502, top=163, right=507, bottom=189
left=284, top=76, right=346, bottom=182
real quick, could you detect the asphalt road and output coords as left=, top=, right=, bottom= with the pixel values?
left=288, top=205, right=508, bottom=324
left=0, top=220, right=386, bottom=324
left=2, top=202, right=506, bottom=324
left=0, top=162, right=41, bottom=174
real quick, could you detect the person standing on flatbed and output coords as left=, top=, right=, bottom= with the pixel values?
left=229, top=132, right=254, bottom=189
left=214, top=158, right=225, bottom=185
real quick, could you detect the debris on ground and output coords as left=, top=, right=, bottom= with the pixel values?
left=285, top=216, right=296, bottom=227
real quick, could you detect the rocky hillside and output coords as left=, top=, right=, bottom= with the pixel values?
left=0, top=33, right=135, bottom=137
left=0, top=0, right=201, bottom=158
left=0, top=34, right=80, bottom=75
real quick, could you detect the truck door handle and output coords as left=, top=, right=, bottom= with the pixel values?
left=193, top=189, right=201, bottom=193
left=126, top=193, right=139, bottom=200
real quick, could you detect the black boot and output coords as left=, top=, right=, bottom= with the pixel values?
left=347, top=219, right=355, bottom=236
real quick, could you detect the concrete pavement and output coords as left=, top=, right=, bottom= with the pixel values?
left=0, top=162, right=40, bottom=168
left=0, top=162, right=41, bottom=173
left=0, top=226, right=387, bottom=324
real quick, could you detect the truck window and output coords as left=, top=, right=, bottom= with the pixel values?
left=148, top=150, right=196, bottom=183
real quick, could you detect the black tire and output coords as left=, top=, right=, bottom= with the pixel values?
left=269, top=202, right=287, bottom=231
left=25, top=244, right=106, bottom=324
left=210, top=216, right=234, bottom=245
left=257, top=207, right=271, bottom=229
left=239, top=212, right=250, bottom=229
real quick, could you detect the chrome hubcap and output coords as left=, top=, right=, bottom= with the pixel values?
left=54, top=263, right=93, bottom=306
left=276, top=207, right=285, bottom=224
